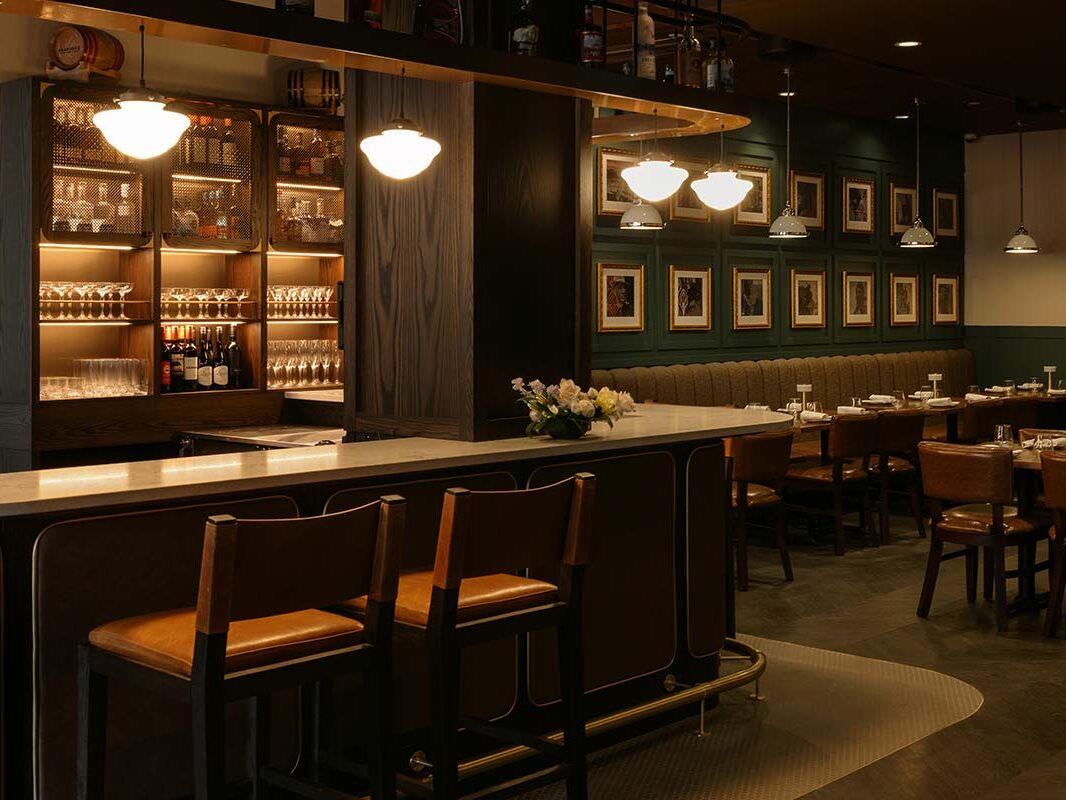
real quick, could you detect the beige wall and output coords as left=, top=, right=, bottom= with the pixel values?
left=965, top=128, right=1066, bottom=325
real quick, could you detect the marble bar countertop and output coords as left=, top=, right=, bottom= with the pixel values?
left=181, top=425, right=347, bottom=448
left=0, top=404, right=790, bottom=519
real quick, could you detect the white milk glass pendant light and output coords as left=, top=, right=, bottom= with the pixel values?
left=620, top=199, right=664, bottom=230
left=92, top=25, right=190, bottom=160
left=620, top=110, right=688, bottom=202
left=359, top=67, right=442, bottom=180
left=769, top=67, right=808, bottom=238
left=1005, top=122, right=1039, bottom=254
left=899, top=97, right=936, bottom=248
left=691, top=124, right=753, bottom=211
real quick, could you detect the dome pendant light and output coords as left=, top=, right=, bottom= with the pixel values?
left=769, top=67, right=808, bottom=239
left=1005, top=122, right=1039, bottom=254
left=691, top=123, right=753, bottom=211
left=899, top=97, right=936, bottom=248
left=360, top=67, right=442, bottom=180
left=620, top=198, right=664, bottom=230
left=92, top=24, right=190, bottom=160
left=620, top=110, right=689, bottom=203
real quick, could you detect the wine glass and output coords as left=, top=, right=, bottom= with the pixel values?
left=994, top=424, right=1014, bottom=447
left=893, top=389, right=906, bottom=408
left=284, top=285, right=300, bottom=319
left=72, top=282, right=93, bottom=319
left=296, top=339, right=311, bottom=385
left=321, top=284, right=334, bottom=318
left=212, top=287, right=229, bottom=319
left=193, top=287, right=211, bottom=319
left=309, top=339, right=324, bottom=385
left=172, top=287, right=190, bottom=319
left=233, top=287, right=250, bottom=319
left=330, top=340, right=343, bottom=385
left=114, top=282, right=134, bottom=319
left=267, top=340, right=280, bottom=388
left=1004, top=379, right=1015, bottom=396
left=94, top=282, right=114, bottom=319
left=38, top=282, right=54, bottom=320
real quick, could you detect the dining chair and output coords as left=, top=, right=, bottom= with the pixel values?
left=1040, top=451, right=1066, bottom=637
left=786, top=413, right=879, bottom=555
left=917, top=442, right=1050, bottom=632
left=1003, top=396, right=1041, bottom=434
left=726, top=429, right=795, bottom=590
left=76, top=496, right=406, bottom=800
left=868, top=409, right=927, bottom=544
left=959, top=398, right=1005, bottom=443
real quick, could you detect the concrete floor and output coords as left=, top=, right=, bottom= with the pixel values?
left=737, top=516, right=1066, bottom=800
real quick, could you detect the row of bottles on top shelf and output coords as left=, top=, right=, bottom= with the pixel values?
left=53, top=103, right=136, bottom=168
left=277, top=127, right=343, bottom=184
left=175, top=116, right=244, bottom=178
left=172, top=188, right=248, bottom=240
left=276, top=195, right=343, bottom=244
left=161, top=324, right=243, bottom=393
left=52, top=177, right=137, bottom=234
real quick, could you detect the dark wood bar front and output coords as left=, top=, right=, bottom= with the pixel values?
left=0, top=405, right=787, bottom=798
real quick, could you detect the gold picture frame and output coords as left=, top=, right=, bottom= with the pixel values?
left=733, top=267, right=772, bottom=330
left=597, top=263, right=644, bottom=332
left=842, top=271, right=875, bottom=328
left=890, top=182, right=917, bottom=235
left=734, top=164, right=772, bottom=226
left=790, top=170, right=824, bottom=230
left=932, top=274, right=960, bottom=325
left=669, top=159, right=712, bottom=222
left=842, top=176, right=875, bottom=234
left=933, top=189, right=959, bottom=238
left=889, top=273, right=919, bottom=326
left=790, top=269, right=826, bottom=329
left=597, top=147, right=641, bottom=216
left=668, top=265, right=712, bottom=330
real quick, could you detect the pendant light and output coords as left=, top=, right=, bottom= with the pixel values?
left=1004, top=121, right=1039, bottom=254
left=899, top=97, right=936, bottom=248
left=620, top=199, right=664, bottom=230
left=691, top=124, right=753, bottom=211
left=768, top=67, right=808, bottom=239
left=620, top=110, right=688, bottom=203
left=360, top=67, right=442, bottom=180
left=92, top=24, right=190, bottom=160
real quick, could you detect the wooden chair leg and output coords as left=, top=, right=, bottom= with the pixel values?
left=429, top=635, right=461, bottom=800
left=76, top=647, right=108, bottom=800
left=366, top=647, right=397, bottom=800
left=965, top=547, right=978, bottom=604
left=1044, top=542, right=1066, bottom=638
left=299, top=682, right=321, bottom=782
left=983, top=547, right=994, bottom=600
left=734, top=504, right=749, bottom=592
left=917, top=533, right=943, bottom=618
left=993, top=543, right=1009, bottom=633
left=833, top=484, right=845, bottom=556
left=192, top=687, right=227, bottom=799
left=558, top=614, right=588, bottom=800
left=774, top=504, right=793, bottom=582
left=907, top=476, right=927, bottom=538
left=860, top=483, right=876, bottom=547
left=879, top=473, right=891, bottom=545
left=250, top=693, right=272, bottom=800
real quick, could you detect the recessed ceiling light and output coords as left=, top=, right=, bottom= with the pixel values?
left=895, top=114, right=910, bottom=120
left=894, top=40, right=922, bottom=48
left=778, top=91, right=796, bottom=97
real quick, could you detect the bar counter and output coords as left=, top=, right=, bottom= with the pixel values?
left=1, top=404, right=789, bottom=799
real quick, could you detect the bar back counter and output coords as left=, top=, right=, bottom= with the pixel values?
left=0, top=404, right=787, bottom=798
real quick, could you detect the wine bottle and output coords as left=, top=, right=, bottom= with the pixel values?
left=309, top=128, right=326, bottom=178
left=510, top=0, right=539, bottom=56
left=197, top=327, right=213, bottom=390
left=170, top=325, right=186, bottom=392
left=190, top=116, right=208, bottom=168
left=576, top=2, right=604, bottom=67
left=292, top=131, right=310, bottom=178
left=160, top=326, right=172, bottom=394
left=635, top=1, right=656, bottom=80
left=226, top=325, right=242, bottom=389
left=677, top=14, right=702, bottom=88
left=277, top=0, right=314, bottom=14
left=212, top=327, right=229, bottom=389
left=277, top=130, right=292, bottom=178
left=183, top=327, right=199, bottom=391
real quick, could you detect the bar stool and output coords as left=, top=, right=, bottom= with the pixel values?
left=339, top=473, right=596, bottom=800
left=959, top=398, right=1005, bottom=443
left=726, top=430, right=794, bottom=590
left=917, top=442, right=1049, bottom=632
left=76, top=496, right=406, bottom=800
left=786, top=413, right=879, bottom=556
left=868, top=409, right=927, bottom=544
left=1040, top=451, right=1066, bottom=637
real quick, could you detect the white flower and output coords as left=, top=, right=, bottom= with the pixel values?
left=587, top=387, right=599, bottom=399
left=511, top=377, right=525, bottom=392
left=557, top=379, right=579, bottom=407
left=547, top=384, right=559, bottom=397
left=573, top=398, right=596, bottom=418
left=549, top=404, right=559, bottom=415
left=529, top=409, right=544, bottom=423
left=618, top=391, right=636, bottom=414
left=529, top=379, right=545, bottom=394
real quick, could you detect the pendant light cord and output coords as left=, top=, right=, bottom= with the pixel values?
left=400, top=66, right=406, bottom=119
left=1018, top=122, right=1025, bottom=225
left=913, top=97, right=920, bottom=219
left=784, top=68, right=792, bottom=194
left=139, top=23, right=146, bottom=88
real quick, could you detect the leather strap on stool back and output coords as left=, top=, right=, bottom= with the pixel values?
left=432, top=474, right=596, bottom=591
left=828, top=414, right=879, bottom=461
left=727, top=430, right=794, bottom=485
left=197, top=496, right=406, bottom=635
left=876, top=409, right=925, bottom=454
left=1041, top=451, right=1066, bottom=511
left=919, top=442, right=1013, bottom=505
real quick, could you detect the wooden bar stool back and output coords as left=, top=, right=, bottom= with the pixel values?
left=77, top=496, right=406, bottom=800
left=960, top=398, right=1005, bottom=443
left=726, top=430, right=794, bottom=590
left=917, top=442, right=1049, bottom=632
left=1040, top=451, right=1066, bottom=637
left=870, top=409, right=927, bottom=543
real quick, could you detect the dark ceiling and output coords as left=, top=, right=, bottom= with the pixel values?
left=606, top=0, right=1066, bottom=135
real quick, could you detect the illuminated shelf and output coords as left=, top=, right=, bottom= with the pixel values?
left=40, top=319, right=150, bottom=326
left=268, top=317, right=337, bottom=324
left=172, top=173, right=243, bottom=184
left=54, top=163, right=137, bottom=176
left=277, top=181, right=342, bottom=192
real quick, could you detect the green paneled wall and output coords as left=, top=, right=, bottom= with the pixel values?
left=592, top=100, right=965, bottom=369
left=965, top=327, right=1066, bottom=389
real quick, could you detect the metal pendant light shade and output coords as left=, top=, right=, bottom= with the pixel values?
left=1004, top=123, right=1039, bottom=254
left=620, top=199, right=664, bottom=230
left=899, top=97, right=936, bottom=249
left=768, top=68, right=808, bottom=239
left=899, top=219, right=936, bottom=248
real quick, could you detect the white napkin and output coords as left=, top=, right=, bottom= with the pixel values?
left=965, top=393, right=991, bottom=402
left=868, top=394, right=895, bottom=403
left=1019, top=382, right=1043, bottom=390
left=1022, top=437, right=1066, bottom=449
left=1049, top=388, right=1066, bottom=396
left=836, top=405, right=866, bottom=416
left=985, top=385, right=1008, bottom=393
left=800, top=410, right=831, bottom=422
left=784, top=402, right=803, bottom=412
left=926, top=397, right=956, bottom=407
left=910, top=391, right=933, bottom=399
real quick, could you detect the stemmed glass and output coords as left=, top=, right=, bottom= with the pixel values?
left=172, top=287, right=190, bottom=319
left=113, top=282, right=133, bottom=319
left=285, top=286, right=300, bottom=319
left=54, top=281, right=74, bottom=319
left=331, top=340, right=343, bottom=385
left=39, top=283, right=54, bottom=320
left=211, top=287, right=228, bottom=319
left=94, top=282, right=115, bottom=319
left=267, top=286, right=283, bottom=318
left=284, top=340, right=299, bottom=387
left=310, top=340, right=325, bottom=385
left=72, top=282, right=93, bottom=319
left=193, top=287, right=211, bottom=319
left=233, top=287, right=249, bottom=319
left=298, top=286, right=312, bottom=318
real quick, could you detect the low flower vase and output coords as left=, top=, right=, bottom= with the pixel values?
left=543, top=417, right=592, bottom=440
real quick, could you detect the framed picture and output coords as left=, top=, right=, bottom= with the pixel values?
left=669, top=159, right=711, bottom=222
left=790, top=170, right=824, bottom=230
left=889, top=273, right=919, bottom=326
left=668, top=266, right=711, bottom=330
left=842, top=177, right=875, bottom=234
left=890, top=182, right=917, bottom=235
left=597, top=263, right=644, bottom=332
left=932, top=275, right=960, bottom=325
left=734, top=164, right=772, bottom=226
left=842, top=271, right=875, bottom=327
left=733, top=267, right=772, bottom=330
left=790, top=270, right=826, bottom=329
left=933, top=189, right=959, bottom=238
left=597, top=148, right=641, bottom=216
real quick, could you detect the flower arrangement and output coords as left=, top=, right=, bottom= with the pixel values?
left=512, top=377, right=636, bottom=439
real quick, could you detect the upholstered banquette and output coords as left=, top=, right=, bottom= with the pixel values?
left=591, top=349, right=975, bottom=411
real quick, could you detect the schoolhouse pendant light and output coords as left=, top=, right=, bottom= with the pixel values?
left=620, top=110, right=688, bottom=203
left=769, top=67, right=809, bottom=239
left=92, top=25, right=190, bottom=160
left=899, top=97, right=936, bottom=249
left=1004, top=122, right=1039, bottom=254
left=620, top=199, right=665, bottom=230
left=360, top=67, right=442, bottom=180
left=691, top=123, right=753, bottom=211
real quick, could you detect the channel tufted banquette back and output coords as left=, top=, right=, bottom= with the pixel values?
left=591, top=349, right=975, bottom=411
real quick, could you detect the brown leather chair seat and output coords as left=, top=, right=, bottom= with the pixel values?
left=938, top=504, right=1036, bottom=536
left=344, top=570, right=557, bottom=626
left=89, top=608, right=365, bottom=677
left=866, top=455, right=916, bottom=474
left=787, top=458, right=867, bottom=482
left=731, top=483, right=781, bottom=508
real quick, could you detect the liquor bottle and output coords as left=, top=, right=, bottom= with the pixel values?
left=197, top=191, right=218, bottom=238
left=277, top=0, right=314, bottom=13
left=116, top=183, right=132, bottom=232
left=576, top=2, right=604, bottom=67
left=205, top=117, right=221, bottom=169
left=92, top=183, right=116, bottom=233
left=212, top=326, right=229, bottom=389
left=635, top=2, right=656, bottom=79
left=309, top=128, right=326, bottom=179
left=703, top=39, right=735, bottom=92
left=169, top=325, right=185, bottom=392
left=54, top=106, right=69, bottom=162
left=179, top=114, right=195, bottom=167
left=226, top=325, right=242, bottom=389
left=345, top=0, right=381, bottom=28
left=510, top=0, right=539, bottom=56
left=190, top=116, right=208, bottom=168
left=277, top=130, right=292, bottom=178
left=62, top=181, right=78, bottom=232
left=292, top=131, right=310, bottom=178
left=84, top=108, right=103, bottom=163
left=183, top=328, right=199, bottom=391
left=226, top=189, right=242, bottom=239
left=72, top=182, right=93, bottom=233
left=160, top=327, right=172, bottom=394
left=214, top=189, right=230, bottom=239
left=221, top=118, right=238, bottom=176
left=677, top=15, right=702, bottom=88
left=197, top=327, right=214, bottom=390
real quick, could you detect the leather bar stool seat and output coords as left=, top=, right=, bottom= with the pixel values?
left=731, top=483, right=780, bottom=508
left=866, top=455, right=915, bottom=474
left=89, top=608, right=365, bottom=677
left=938, top=503, right=1034, bottom=536
left=344, top=571, right=557, bottom=626
left=787, top=459, right=867, bottom=482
